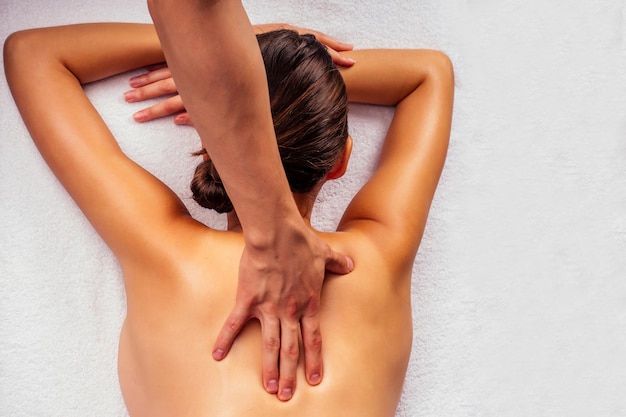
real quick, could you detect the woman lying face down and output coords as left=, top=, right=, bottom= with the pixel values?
left=5, top=18, right=453, bottom=417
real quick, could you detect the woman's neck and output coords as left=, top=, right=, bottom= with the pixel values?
left=226, top=192, right=316, bottom=232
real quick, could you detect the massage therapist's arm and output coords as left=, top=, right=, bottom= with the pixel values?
left=147, top=0, right=353, bottom=401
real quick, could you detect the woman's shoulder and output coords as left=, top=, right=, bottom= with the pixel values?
left=121, top=220, right=413, bottom=306
left=318, top=228, right=414, bottom=290
left=120, top=218, right=241, bottom=292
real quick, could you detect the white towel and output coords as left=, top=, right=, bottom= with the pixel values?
left=1, top=1, right=625, bottom=416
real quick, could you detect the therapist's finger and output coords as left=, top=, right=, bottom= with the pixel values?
left=260, top=315, right=280, bottom=394
left=323, top=247, right=354, bottom=276
left=277, top=319, right=299, bottom=401
left=300, top=314, right=323, bottom=386
left=213, top=305, right=249, bottom=361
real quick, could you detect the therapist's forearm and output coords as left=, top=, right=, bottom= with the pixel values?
left=147, top=0, right=300, bottom=245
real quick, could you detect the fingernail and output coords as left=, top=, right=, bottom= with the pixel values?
left=347, top=256, right=354, bottom=271
left=124, top=91, right=136, bottom=102
left=267, top=379, right=278, bottom=393
left=346, top=57, right=356, bottom=65
left=129, top=77, right=143, bottom=87
left=279, top=388, right=292, bottom=400
left=132, top=111, right=144, bottom=122
left=309, top=373, right=321, bottom=385
left=174, top=115, right=185, bottom=125
left=213, top=349, right=225, bottom=360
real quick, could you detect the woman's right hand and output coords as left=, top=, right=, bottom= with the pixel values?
left=125, top=24, right=355, bottom=124
left=124, top=66, right=192, bottom=125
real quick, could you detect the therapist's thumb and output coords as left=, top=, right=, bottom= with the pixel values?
left=324, top=250, right=354, bottom=275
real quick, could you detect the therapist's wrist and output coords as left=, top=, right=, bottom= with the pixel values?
left=241, top=200, right=305, bottom=252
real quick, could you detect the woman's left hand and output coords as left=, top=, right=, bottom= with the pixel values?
left=254, top=23, right=355, bottom=67
left=124, top=23, right=354, bottom=124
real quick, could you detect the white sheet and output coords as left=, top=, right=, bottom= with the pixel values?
left=1, top=1, right=625, bottom=416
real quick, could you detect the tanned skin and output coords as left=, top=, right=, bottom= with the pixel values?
left=4, top=22, right=453, bottom=417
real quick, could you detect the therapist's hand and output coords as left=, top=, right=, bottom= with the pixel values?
left=147, top=0, right=353, bottom=400
left=216, top=220, right=353, bottom=401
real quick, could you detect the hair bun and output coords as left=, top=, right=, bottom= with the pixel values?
left=191, top=159, right=233, bottom=213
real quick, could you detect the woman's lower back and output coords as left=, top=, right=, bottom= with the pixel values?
left=117, top=228, right=413, bottom=417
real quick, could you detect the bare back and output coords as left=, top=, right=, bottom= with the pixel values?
left=6, top=23, right=452, bottom=417
left=118, top=221, right=412, bottom=417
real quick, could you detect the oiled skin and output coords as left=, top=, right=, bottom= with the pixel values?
left=5, top=23, right=453, bottom=417
left=118, top=227, right=413, bottom=417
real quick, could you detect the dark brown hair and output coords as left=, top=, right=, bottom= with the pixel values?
left=191, top=29, right=349, bottom=213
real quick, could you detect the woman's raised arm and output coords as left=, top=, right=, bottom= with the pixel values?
left=338, top=49, right=454, bottom=275
left=3, top=24, right=189, bottom=267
